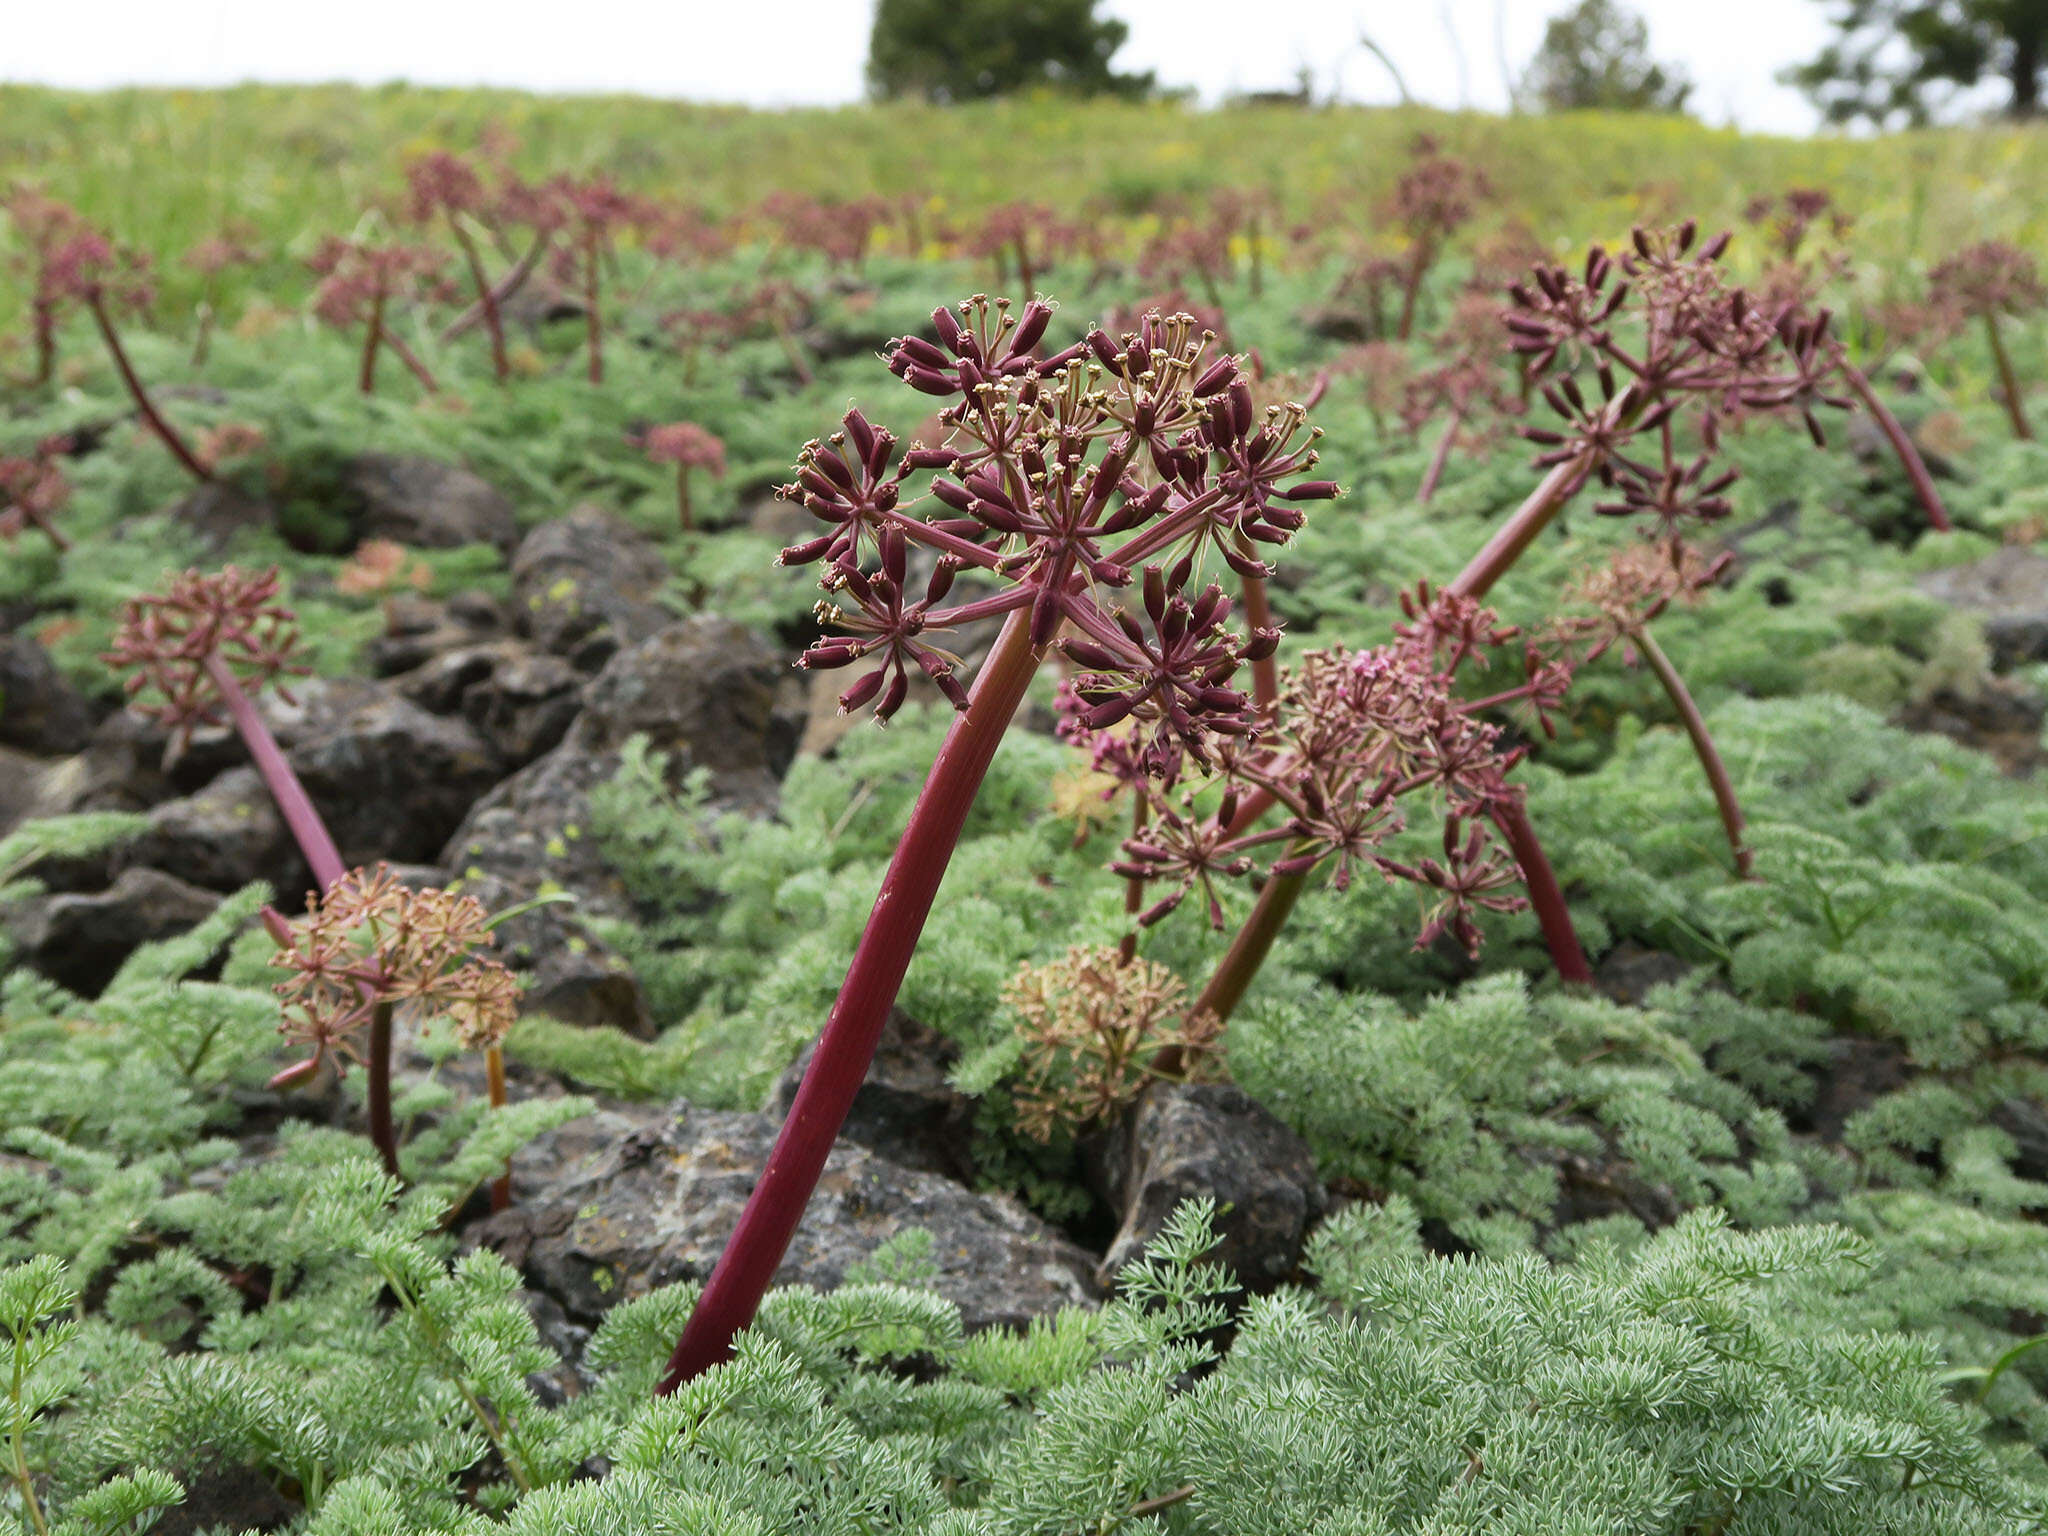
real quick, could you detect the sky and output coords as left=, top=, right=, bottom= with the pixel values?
left=3, top=0, right=1837, bottom=135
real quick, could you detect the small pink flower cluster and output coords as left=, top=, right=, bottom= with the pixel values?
left=102, top=566, right=307, bottom=742
left=265, top=864, right=520, bottom=1082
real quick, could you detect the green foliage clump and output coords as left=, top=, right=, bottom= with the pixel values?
left=1232, top=974, right=1811, bottom=1253
left=578, top=711, right=1119, bottom=1108
left=10, top=1201, right=2038, bottom=1532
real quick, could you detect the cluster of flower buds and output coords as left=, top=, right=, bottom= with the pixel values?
left=1389, top=137, right=1488, bottom=247
left=642, top=420, right=726, bottom=473
left=968, top=203, right=1079, bottom=293
left=1506, top=220, right=1857, bottom=554
left=1743, top=187, right=1855, bottom=310
left=760, top=190, right=891, bottom=268
left=184, top=227, right=261, bottom=281
left=0, top=435, right=73, bottom=549
left=548, top=176, right=651, bottom=268
left=30, top=213, right=155, bottom=318
left=102, top=565, right=308, bottom=744
left=308, top=236, right=452, bottom=330
left=402, top=149, right=491, bottom=226
left=1002, top=945, right=1221, bottom=1141
left=1075, top=582, right=1565, bottom=957
left=1550, top=541, right=1731, bottom=667
left=265, top=863, right=521, bottom=1081
left=1930, top=241, right=2046, bottom=323
left=778, top=295, right=1334, bottom=767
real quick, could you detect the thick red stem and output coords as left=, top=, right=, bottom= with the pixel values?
left=658, top=609, right=1043, bottom=1391
left=452, top=221, right=510, bottom=383
left=31, top=300, right=55, bottom=387
left=358, top=285, right=386, bottom=395
left=1985, top=312, right=2033, bottom=442
left=1492, top=798, right=1591, bottom=983
left=88, top=295, right=210, bottom=483
left=1187, top=865, right=1307, bottom=1028
left=1837, top=363, right=1952, bottom=532
left=487, top=1044, right=511, bottom=1211
left=1636, top=630, right=1752, bottom=879
left=1118, top=794, right=1149, bottom=966
left=583, top=234, right=604, bottom=385
left=367, top=1002, right=399, bottom=1177
left=202, top=653, right=346, bottom=893
left=441, top=228, right=551, bottom=342
left=382, top=327, right=439, bottom=394
left=1449, top=386, right=1644, bottom=601
left=1396, top=239, right=1431, bottom=342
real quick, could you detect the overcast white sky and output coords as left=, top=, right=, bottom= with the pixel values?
left=4, top=1, right=1836, bottom=134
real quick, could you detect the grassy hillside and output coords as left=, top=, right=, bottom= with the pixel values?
left=4, top=82, right=2046, bottom=288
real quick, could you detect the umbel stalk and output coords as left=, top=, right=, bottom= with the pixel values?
left=658, top=610, right=1042, bottom=1391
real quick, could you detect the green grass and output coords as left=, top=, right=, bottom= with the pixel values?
left=4, top=82, right=2048, bottom=327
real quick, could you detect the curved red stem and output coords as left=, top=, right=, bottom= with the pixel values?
left=658, top=609, right=1042, bottom=1392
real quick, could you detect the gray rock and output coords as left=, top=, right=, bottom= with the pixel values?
left=168, top=481, right=275, bottom=549
left=1893, top=676, right=2046, bottom=777
left=1991, top=1098, right=2048, bottom=1185
left=150, top=1463, right=299, bottom=1536
left=0, top=745, right=58, bottom=836
left=368, top=591, right=510, bottom=677
left=1595, top=942, right=1693, bottom=1009
left=1916, top=547, right=2048, bottom=671
left=0, top=634, right=96, bottom=755
left=1301, top=304, right=1373, bottom=343
left=1086, top=1081, right=1326, bottom=1292
left=440, top=616, right=803, bottom=1035
left=123, top=765, right=299, bottom=897
left=7, top=866, right=219, bottom=995
left=469, top=1103, right=1100, bottom=1330
left=766, top=1010, right=974, bottom=1180
left=288, top=689, right=505, bottom=869
left=37, top=711, right=180, bottom=814
left=345, top=453, right=520, bottom=555
left=511, top=505, right=672, bottom=669
left=396, top=641, right=582, bottom=768
left=1800, top=1035, right=1914, bottom=1142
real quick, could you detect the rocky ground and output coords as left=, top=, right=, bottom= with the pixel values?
left=9, top=450, right=2048, bottom=1359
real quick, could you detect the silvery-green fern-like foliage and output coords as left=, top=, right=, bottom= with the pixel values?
left=7, top=1202, right=2038, bottom=1533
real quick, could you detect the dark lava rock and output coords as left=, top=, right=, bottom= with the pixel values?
left=1537, top=1141, right=1684, bottom=1231
left=7, top=866, right=218, bottom=995
left=396, top=641, right=582, bottom=768
left=32, top=711, right=180, bottom=815
left=0, top=746, right=59, bottom=836
left=469, top=1103, right=1100, bottom=1329
left=169, top=480, right=276, bottom=549
left=1798, top=1034, right=1914, bottom=1142
left=766, top=1010, right=974, bottom=1180
left=1595, top=942, right=1693, bottom=1008
left=511, top=505, right=672, bottom=669
left=150, top=1463, right=299, bottom=1536
left=1991, top=1098, right=2048, bottom=1185
left=1893, top=675, right=2046, bottom=776
left=441, top=616, right=802, bottom=1034
left=1301, top=304, right=1373, bottom=343
left=1916, top=547, right=2048, bottom=672
left=367, top=590, right=510, bottom=677
left=1085, top=1081, right=1326, bottom=1292
left=0, top=633, right=96, bottom=754
left=123, top=765, right=298, bottom=897
left=344, top=453, right=521, bottom=555
left=287, top=688, right=505, bottom=868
